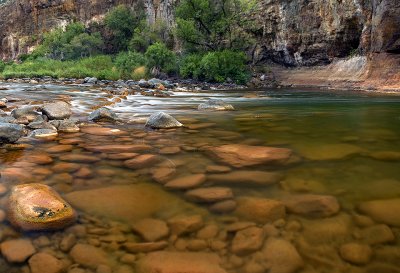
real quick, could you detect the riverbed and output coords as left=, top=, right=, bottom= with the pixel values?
left=0, top=82, right=399, bottom=273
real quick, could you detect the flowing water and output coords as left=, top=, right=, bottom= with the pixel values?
left=0, top=82, right=399, bottom=273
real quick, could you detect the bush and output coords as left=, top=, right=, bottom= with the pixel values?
left=115, top=51, right=146, bottom=77
left=105, top=5, right=142, bottom=51
left=199, top=50, right=250, bottom=84
left=145, top=42, right=177, bottom=74
left=0, top=61, right=5, bottom=73
left=179, top=54, right=203, bottom=79
left=132, top=66, right=147, bottom=80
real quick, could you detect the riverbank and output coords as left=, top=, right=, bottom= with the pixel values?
left=273, top=54, right=400, bottom=93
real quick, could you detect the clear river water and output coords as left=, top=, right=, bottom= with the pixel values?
left=0, top=82, right=399, bottom=273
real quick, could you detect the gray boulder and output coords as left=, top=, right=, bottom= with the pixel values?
left=41, top=101, right=72, bottom=120
left=28, top=121, right=57, bottom=131
left=88, top=107, right=118, bottom=122
left=0, top=116, right=16, bottom=123
left=50, top=119, right=79, bottom=133
left=0, top=123, right=24, bottom=143
left=28, top=129, right=58, bottom=140
left=198, top=99, right=234, bottom=111
left=138, top=80, right=152, bottom=88
left=11, top=106, right=40, bottom=121
left=145, top=112, right=183, bottom=129
left=85, top=77, right=98, bottom=84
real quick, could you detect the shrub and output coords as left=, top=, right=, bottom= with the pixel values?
left=145, top=42, right=177, bottom=74
left=179, top=53, right=203, bottom=79
left=115, top=51, right=146, bottom=77
left=132, top=66, right=147, bottom=80
left=199, top=50, right=250, bottom=84
left=105, top=5, right=143, bottom=51
left=0, top=61, right=5, bottom=73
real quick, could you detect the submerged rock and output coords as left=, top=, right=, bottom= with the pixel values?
left=0, top=239, right=36, bottom=263
left=27, top=121, right=57, bottom=131
left=65, top=184, right=205, bottom=223
left=28, top=252, right=64, bottom=273
left=207, top=144, right=294, bottom=168
left=7, top=183, right=77, bottom=231
left=145, top=112, right=183, bottom=129
left=185, top=187, right=234, bottom=203
left=209, top=171, right=283, bottom=186
left=131, top=218, right=169, bottom=242
left=234, top=197, right=286, bottom=224
left=358, top=198, right=400, bottom=227
left=88, top=107, right=118, bottom=122
left=70, top=244, right=112, bottom=269
left=261, top=238, right=304, bottom=273
left=41, top=101, right=72, bottom=120
left=283, top=194, right=340, bottom=217
left=136, top=251, right=226, bottom=273
left=198, top=99, right=234, bottom=111
left=0, top=122, right=24, bottom=143
left=231, top=226, right=265, bottom=256
left=339, top=243, right=372, bottom=265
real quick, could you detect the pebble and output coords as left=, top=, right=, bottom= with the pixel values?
left=339, top=243, right=372, bottom=265
left=209, top=170, right=284, bottom=186
left=1, top=239, right=36, bottom=263
left=29, top=252, right=64, bottom=273
left=165, top=174, right=206, bottom=189
left=283, top=194, right=340, bottom=217
left=262, top=238, right=304, bottom=273
left=231, top=227, right=265, bottom=256
left=52, top=162, right=81, bottom=173
left=159, top=146, right=181, bottom=154
left=168, top=215, right=204, bottom=236
left=60, top=233, right=77, bottom=252
left=131, top=218, right=169, bottom=242
left=124, top=154, right=160, bottom=169
left=59, top=154, right=100, bottom=163
left=206, top=165, right=231, bottom=173
left=47, top=145, right=74, bottom=153
left=209, top=200, right=237, bottom=213
left=124, top=241, right=168, bottom=253
left=234, top=197, right=286, bottom=224
left=69, top=244, right=112, bottom=269
left=152, top=167, right=176, bottom=184
left=187, top=239, right=208, bottom=251
left=358, top=224, right=395, bottom=245
left=196, top=224, right=219, bottom=239
left=185, top=187, right=234, bottom=203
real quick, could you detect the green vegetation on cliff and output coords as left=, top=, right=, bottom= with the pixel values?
left=1, top=2, right=252, bottom=84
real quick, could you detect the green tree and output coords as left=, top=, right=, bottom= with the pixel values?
left=115, top=51, right=146, bottom=77
left=67, top=32, right=104, bottom=59
left=145, top=42, right=177, bottom=74
left=175, top=0, right=256, bottom=52
left=105, top=5, right=143, bottom=51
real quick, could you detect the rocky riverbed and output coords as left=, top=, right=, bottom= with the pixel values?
left=0, top=79, right=399, bottom=273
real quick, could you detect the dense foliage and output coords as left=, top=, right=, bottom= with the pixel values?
left=1, top=2, right=252, bottom=83
left=32, top=22, right=103, bottom=60
left=175, top=0, right=256, bottom=52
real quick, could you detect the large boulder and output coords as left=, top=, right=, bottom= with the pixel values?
left=7, top=183, right=77, bottom=231
left=50, top=119, right=79, bottom=133
left=0, top=122, right=24, bottom=143
left=136, top=251, right=226, bottom=273
left=198, top=99, right=234, bottom=111
left=145, top=112, right=183, bottom=129
left=88, top=107, right=118, bottom=122
left=28, top=129, right=58, bottom=141
left=207, top=144, right=294, bottom=168
left=41, top=101, right=72, bottom=120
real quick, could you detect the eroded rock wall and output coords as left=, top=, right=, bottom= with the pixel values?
left=250, top=0, right=400, bottom=66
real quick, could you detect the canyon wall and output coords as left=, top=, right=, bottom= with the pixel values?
left=0, top=0, right=399, bottom=89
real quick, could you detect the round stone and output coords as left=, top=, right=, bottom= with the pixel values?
left=7, top=183, right=77, bottom=231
